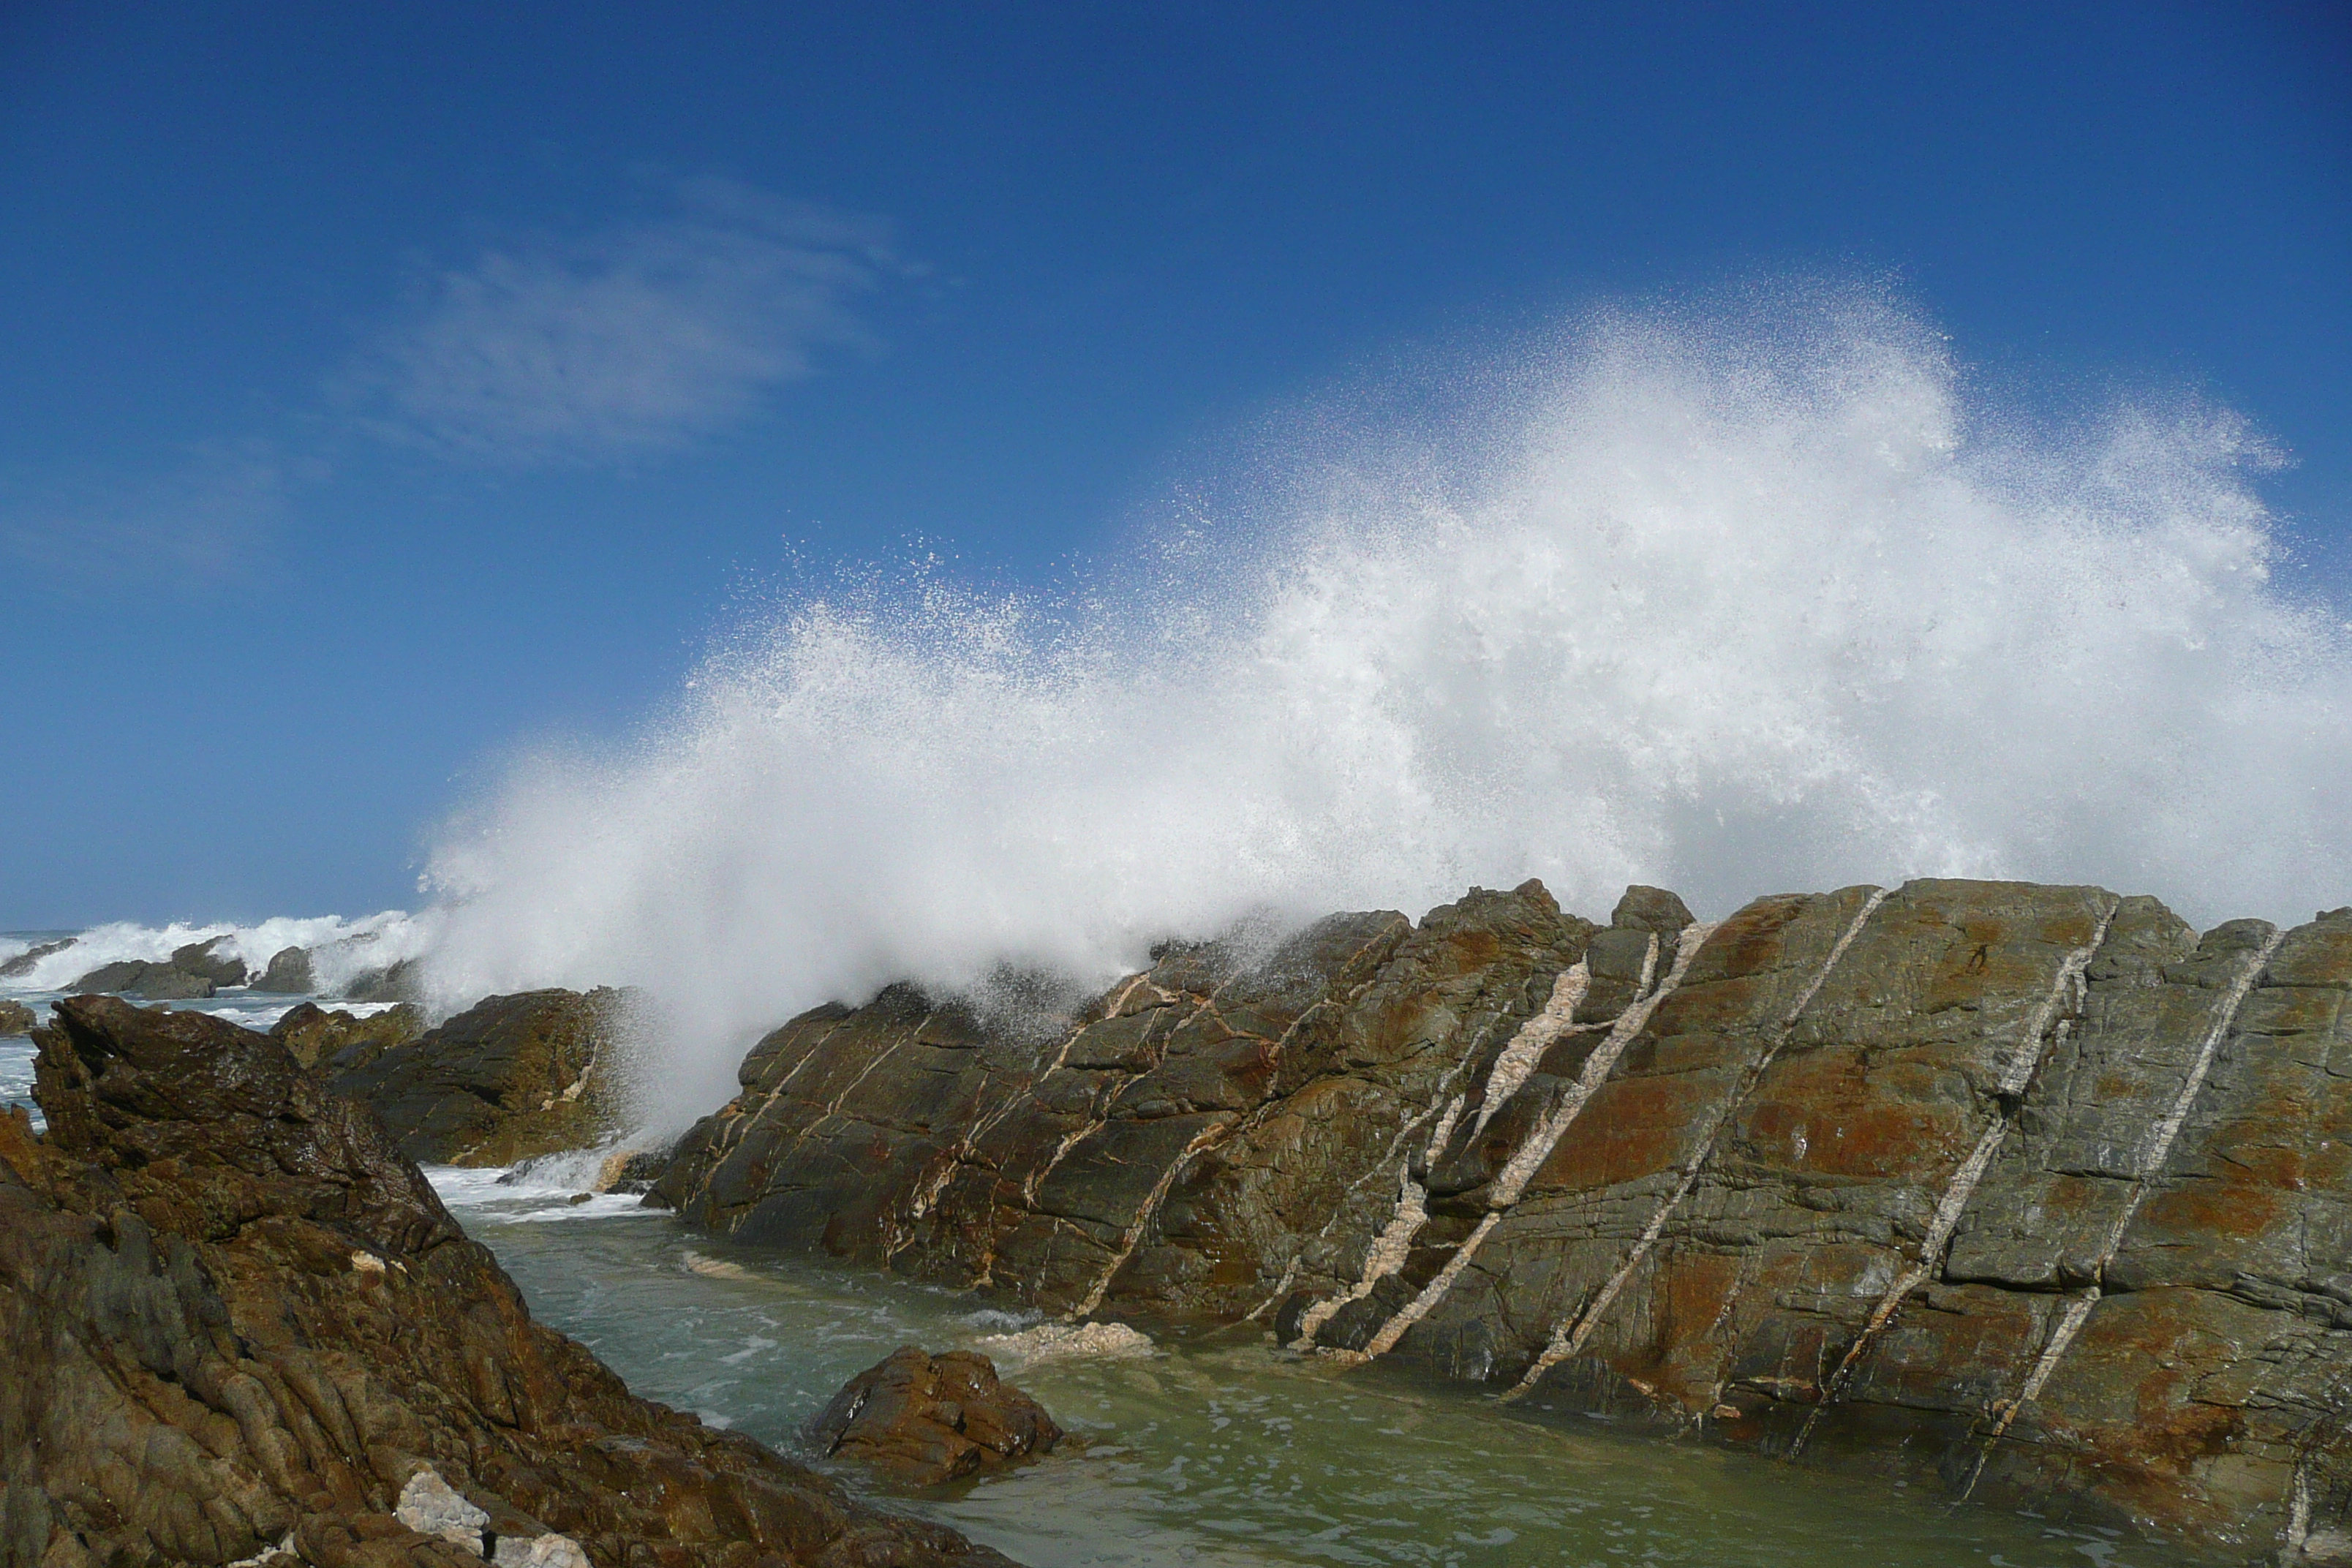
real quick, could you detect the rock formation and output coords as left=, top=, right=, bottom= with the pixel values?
left=254, top=946, right=318, bottom=995
left=807, top=1349, right=1060, bottom=1487
left=652, top=877, right=2352, bottom=1561
left=67, top=958, right=218, bottom=1000
left=0, top=1000, right=35, bottom=1036
left=331, top=990, right=625, bottom=1167
left=0, top=938, right=74, bottom=980
left=274, top=1002, right=426, bottom=1074
left=172, top=935, right=252, bottom=988
left=0, top=993, right=1014, bottom=1568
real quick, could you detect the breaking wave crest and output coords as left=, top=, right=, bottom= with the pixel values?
left=414, top=291, right=2352, bottom=1124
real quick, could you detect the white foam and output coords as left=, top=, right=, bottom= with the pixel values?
left=382, top=291, right=2348, bottom=1126
left=975, top=1319, right=1156, bottom=1367
left=0, top=912, right=439, bottom=997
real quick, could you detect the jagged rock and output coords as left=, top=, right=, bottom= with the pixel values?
left=0, top=994, right=1014, bottom=1568
left=331, top=990, right=625, bottom=1166
left=0, top=1000, right=35, bottom=1036
left=252, top=946, right=317, bottom=995
left=0, top=937, right=73, bottom=980
left=807, top=1348, right=1060, bottom=1486
left=68, top=959, right=216, bottom=999
left=653, top=876, right=2352, bottom=1559
left=172, top=935, right=252, bottom=987
left=271, top=1001, right=426, bottom=1073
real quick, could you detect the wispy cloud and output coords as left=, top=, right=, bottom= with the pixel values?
left=355, top=178, right=902, bottom=467
left=1, top=442, right=296, bottom=588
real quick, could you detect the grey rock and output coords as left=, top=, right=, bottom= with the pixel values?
left=249, top=945, right=314, bottom=994
left=0, top=937, right=72, bottom=980
left=67, top=960, right=215, bottom=999
left=169, top=935, right=249, bottom=987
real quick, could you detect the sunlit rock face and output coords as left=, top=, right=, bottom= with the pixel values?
left=654, top=876, right=2352, bottom=1561
left=0, top=995, right=1012, bottom=1568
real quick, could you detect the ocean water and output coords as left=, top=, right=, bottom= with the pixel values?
left=0, top=1028, right=2213, bottom=1564
left=436, top=1170, right=2205, bottom=1568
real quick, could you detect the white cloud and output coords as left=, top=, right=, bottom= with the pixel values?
left=1, top=442, right=294, bottom=587
left=358, top=178, right=900, bottom=467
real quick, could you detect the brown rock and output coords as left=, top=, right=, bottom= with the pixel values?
left=807, top=1348, right=1060, bottom=1486
left=271, top=1000, right=426, bottom=1072
left=330, top=990, right=625, bottom=1166
left=0, top=999, right=34, bottom=1036
left=0, top=993, right=1014, bottom=1568
left=650, top=876, right=2352, bottom=1558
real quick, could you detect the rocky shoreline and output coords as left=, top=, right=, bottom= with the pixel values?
left=643, top=877, right=2352, bottom=1564
left=14, top=872, right=2352, bottom=1563
left=0, top=995, right=1013, bottom=1568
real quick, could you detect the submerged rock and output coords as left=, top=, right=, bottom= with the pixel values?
left=271, top=1000, right=425, bottom=1072
left=0, top=994, right=1013, bottom=1567
left=67, top=957, right=216, bottom=999
left=0, top=1000, right=34, bottom=1036
left=653, top=875, right=2352, bottom=1559
left=808, top=1348, right=1060, bottom=1486
left=331, top=988, right=626, bottom=1166
left=251, top=945, right=316, bottom=994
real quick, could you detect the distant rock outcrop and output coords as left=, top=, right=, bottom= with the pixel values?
left=170, top=935, right=250, bottom=987
left=251, top=945, right=317, bottom=995
left=808, top=1348, right=1060, bottom=1487
left=67, top=959, right=216, bottom=1000
left=0, top=993, right=1011, bottom=1567
left=0, top=938, right=73, bottom=980
left=652, top=877, right=2352, bottom=1561
left=331, top=989, right=626, bottom=1166
left=0, top=1000, right=35, bottom=1036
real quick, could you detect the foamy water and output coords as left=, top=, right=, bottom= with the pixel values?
left=395, top=292, right=2351, bottom=1125
left=0, top=913, right=439, bottom=996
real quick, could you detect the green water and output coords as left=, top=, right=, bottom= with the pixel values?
left=435, top=1169, right=2212, bottom=1568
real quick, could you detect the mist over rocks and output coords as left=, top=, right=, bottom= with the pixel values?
left=408, top=298, right=2352, bottom=1135
left=1, top=995, right=1013, bottom=1568
left=649, top=874, right=2352, bottom=1561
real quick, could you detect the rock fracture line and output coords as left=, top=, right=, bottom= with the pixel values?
left=1503, top=889, right=1890, bottom=1401
left=1338, top=921, right=1719, bottom=1366
left=1790, top=897, right=2121, bottom=1458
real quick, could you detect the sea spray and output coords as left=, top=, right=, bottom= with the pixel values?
left=414, top=290, right=2351, bottom=1128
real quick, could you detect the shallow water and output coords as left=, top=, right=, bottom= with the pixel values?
left=0, top=1006, right=2217, bottom=1567
left=434, top=1169, right=2210, bottom=1568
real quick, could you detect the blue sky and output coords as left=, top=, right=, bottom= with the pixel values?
left=1, top=1, right=2346, bottom=927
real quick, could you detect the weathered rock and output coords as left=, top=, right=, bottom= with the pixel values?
left=331, top=990, right=625, bottom=1166
left=807, top=1348, right=1060, bottom=1486
left=68, top=958, right=216, bottom=999
left=0, top=1000, right=35, bottom=1036
left=1, top=994, right=1014, bottom=1568
left=253, top=946, right=317, bottom=995
left=172, top=935, right=252, bottom=988
left=0, top=937, right=73, bottom=980
left=273, top=1001, right=426, bottom=1073
left=655, top=876, right=2352, bottom=1560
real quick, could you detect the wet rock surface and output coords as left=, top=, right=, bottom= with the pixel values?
left=807, top=1349, right=1059, bottom=1487
left=0, top=994, right=1014, bottom=1568
left=655, top=877, right=2352, bottom=1560
left=0, top=938, right=74, bottom=980
left=0, top=1000, right=34, bottom=1036
left=331, top=990, right=625, bottom=1167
